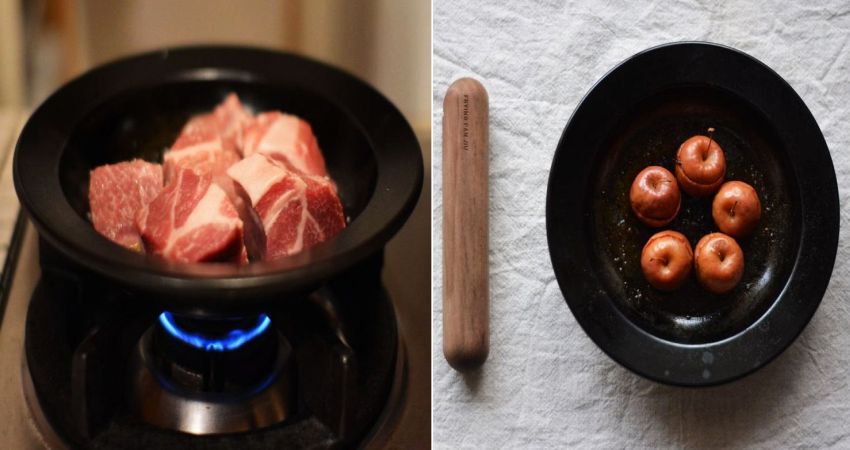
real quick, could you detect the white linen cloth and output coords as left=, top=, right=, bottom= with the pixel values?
left=432, top=1, right=850, bottom=448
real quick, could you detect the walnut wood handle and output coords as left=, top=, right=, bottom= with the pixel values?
left=442, top=77, right=489, bottom=371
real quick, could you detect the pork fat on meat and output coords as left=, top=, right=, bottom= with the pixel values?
left=241, top=111, right=327, bottom=177
left=163, top=93, right=251, bottom=182
left=226, top=153, right=345, bottom=261
left=136, top=167, right=246, bottom=263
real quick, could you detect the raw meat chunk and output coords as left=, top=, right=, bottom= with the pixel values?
left=226, top=153, right=345, bottom=260
left=241, top=111, right=328, bottom=177
left=213, top=93, right=253, bottom=153
left=137, top=167, right=245, bottom=263
left=89, top=159, right=163, bottom=251
left=86, top=93, right=344, bottom=266
left=164, top=146, right=241, bottom=186
left=163, top=93, right=251, bottom=183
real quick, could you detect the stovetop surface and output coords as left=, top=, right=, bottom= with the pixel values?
left=0, top=218, right=430, bottom=449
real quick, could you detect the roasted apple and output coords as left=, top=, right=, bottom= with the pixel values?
left=641, top=230, right=693, bottom=291
left=694, top=232, right=744, bottom=294
left=712, top=181, right=761, bottom=238
left=675, top=130, right=726, bottom=198
left=630, top=166, right=681, bottom=227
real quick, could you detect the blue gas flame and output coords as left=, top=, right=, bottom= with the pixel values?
left=158, top=312, right=272, bottom=352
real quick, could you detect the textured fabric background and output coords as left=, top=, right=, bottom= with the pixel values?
left=432, top=1, right=850, bottom=448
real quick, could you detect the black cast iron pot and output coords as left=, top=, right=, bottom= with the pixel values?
left=14, top=46, right=423, bottom=317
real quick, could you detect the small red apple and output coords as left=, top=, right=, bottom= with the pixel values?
left=712, top=181, right=761, bottom=238
left=694, top=233, right=744, bottom=294
left=630, top=166, right=681, bottom=227
left=641, top=230, right=693, bottom=291
left=675, top=134, right=726, bottom=198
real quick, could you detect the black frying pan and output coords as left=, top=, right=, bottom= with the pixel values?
left=14, top=46, right=422, bottom=316
left=546, top=42, right=838, bottom=386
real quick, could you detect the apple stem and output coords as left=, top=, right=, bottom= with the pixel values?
left=730, top=200, right=738, bottom=217
left=706, top=127, right=716, bottom=150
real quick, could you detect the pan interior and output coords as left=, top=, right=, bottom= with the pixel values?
left=589, top=85, right=801, bottom=344
left=60, top=80, right=377, bottom=235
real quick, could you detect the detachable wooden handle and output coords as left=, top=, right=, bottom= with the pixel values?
left=442, top=77, right=489, bottom=371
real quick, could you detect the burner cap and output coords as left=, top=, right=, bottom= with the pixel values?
left=130, top=322, right=296, bottom=435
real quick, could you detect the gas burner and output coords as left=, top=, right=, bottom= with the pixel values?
left=24, top=240, right=404, bottom=449
left=158, top=312, right=273, bottom=353
left=149, top=312, right=281, bottom=392
left=129, top=312, right=296, bottom=434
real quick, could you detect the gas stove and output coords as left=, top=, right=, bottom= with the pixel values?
left=0, top=213, right=429, bottom=449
